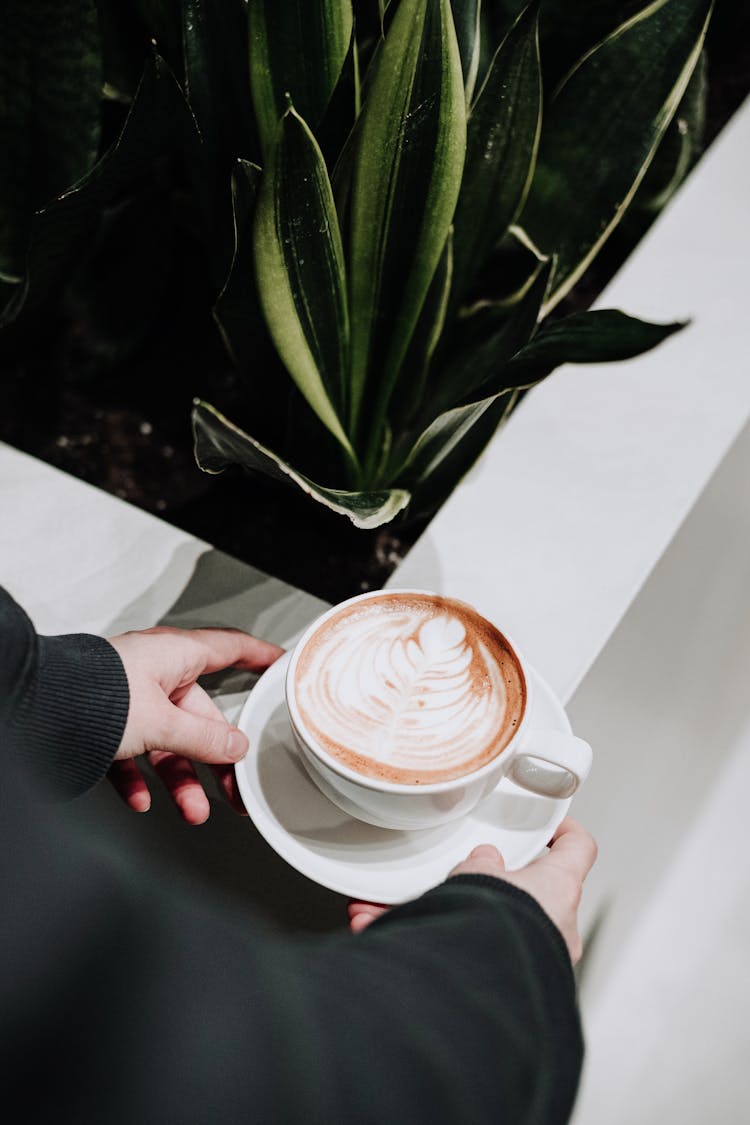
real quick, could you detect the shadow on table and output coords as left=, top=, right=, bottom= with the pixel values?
left=75, top=547, right=346, bottom=934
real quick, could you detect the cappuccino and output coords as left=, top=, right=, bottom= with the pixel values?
left=292, top=592, right=526, bottom=785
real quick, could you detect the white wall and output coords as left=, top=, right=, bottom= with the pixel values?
left=568, top=419, right=750, bottom=1122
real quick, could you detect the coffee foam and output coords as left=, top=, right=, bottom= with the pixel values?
left=293, top=593, right=526, bottom=785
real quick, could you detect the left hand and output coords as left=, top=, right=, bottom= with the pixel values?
left=107, top=625, right=284, bottom=825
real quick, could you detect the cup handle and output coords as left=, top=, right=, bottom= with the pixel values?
left=508, top=731, right=592, bottom=800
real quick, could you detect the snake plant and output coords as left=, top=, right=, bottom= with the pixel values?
left=0, top=0, right=714, bottom=529
left=193, top=0, right=712, bottom=527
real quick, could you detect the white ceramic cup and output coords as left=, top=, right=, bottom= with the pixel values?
left=285, top=590, right=592, bottom=831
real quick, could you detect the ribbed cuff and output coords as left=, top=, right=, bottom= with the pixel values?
left=444, top=873, right=573, bottom=967
left=13, top=633, right=130, bottom=799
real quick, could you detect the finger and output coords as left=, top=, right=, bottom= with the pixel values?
left=172, top=681, right=227, bottom=721
left=148, top=751, right=211, bottom=825
left=108, top=758, right=151, bottom=813
left=347, top=900, right=390, bottom=916
left=149, top=627, right=285, bottom=683
left=448, top=843, right=506, bottom=880
left=547, top=817, right=598, bottom=881
left=347, top=902, right=391, bottom=933
left=211, top=764, right=248, bottom=816
left=172, top=684, right=248, bottom=815
left=153, top=703, right=249, bottom=765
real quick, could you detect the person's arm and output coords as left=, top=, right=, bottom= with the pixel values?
left=0, top=587, right=283, bottom=818
left=0, top=585, right=129, bottom=796
left=2, top=590, right=592, bottom=1121
left=3, top=743, right=590, bottom=1125
left=302, top=872, right=586, bottom=1123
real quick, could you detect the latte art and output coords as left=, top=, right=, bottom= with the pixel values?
left=292, top=594, right=526, bottom=785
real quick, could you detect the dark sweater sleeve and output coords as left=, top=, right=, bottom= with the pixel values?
left=3, top=754, right=584, bottom=1125
left=0, top=586, right=129, bottom=797
left=1, top=586, right=583, bottom=1123
left=292, top=875, right=583, bottom=1124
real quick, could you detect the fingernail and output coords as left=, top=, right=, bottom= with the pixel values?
left=227, top=728, right=248, bottom=760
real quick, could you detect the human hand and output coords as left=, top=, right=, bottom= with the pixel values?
left=107, top=625, right=284, bottom=825
left=348, top=818, right=597, bottom=964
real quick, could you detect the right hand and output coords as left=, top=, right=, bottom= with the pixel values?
left=348, top=817, right=597, bottom=964
left=107, top=625, right=284, bottom=824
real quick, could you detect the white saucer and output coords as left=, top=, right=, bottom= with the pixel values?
left=235, top=652, right=573, bottom=904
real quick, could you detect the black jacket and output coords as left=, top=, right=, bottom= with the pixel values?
left=0, top=586, right=583, bottom=1123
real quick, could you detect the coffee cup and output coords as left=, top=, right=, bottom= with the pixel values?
left=285, top=589, right=592, bottom=831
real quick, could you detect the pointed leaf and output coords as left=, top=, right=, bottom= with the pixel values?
left=134, top=0, right=183, bottom=68
left=634, top=46, right=707, bottom=214
left=0, top=0, right=102, bottom=279
left=182, top=0, right=260, bottom=286
left=213, top=160, right=264, bottom=371
left=1, top=50, right=200, bottom=329
left=450, top=0, right=482, bottom=102
left=248, top=0, right=353, bottom=155
left=347, top=0, right=466, bottom=452
left=501, top=308, right=687, bottom=385
left=431, top=256, right=551, bottom=415
left=192, top=400, right=410, bottom=529
left=400, top=395, right=497, bottom=485
left=315, top=32, right=361, bottom=169
left=466, top=223, right=548, bottom=311
left=253, top=106, right=353, bottom=458
left=390, top=230, right=454, bottom=425
left=450, top=1, right=541, bottom=312
left=183, top=0, right=258, bottom=159
left=406, top=389, right=517, bottom=521
left=520, top=0, right=713, bottom=312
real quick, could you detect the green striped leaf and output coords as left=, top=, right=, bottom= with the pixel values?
left=402, top=308, right=686, bottom=495
left=192, top=400, right=409, bottom=530
left=213, top=160, right=263, bottom=371
left=450, top=0, right=482, bottom=103
left=634, top=47, right=707, bottom=214
left=182, top=0, right=259, bottom=287
left=520, top=0, right=714, bottom=313
left=450, top=1, right=541, bottom=314
left=390, top=229, right=454, bottom=426
left=404, top=388, right=517, bottom=521
left=183, top=0, right=259, bottom=161
left=388, top=258, right=551, bottom=486
left=248, top=0, right=353, bottom=156
left=0, top=0, right=102, bottom=279
left=431, top=256, right=551, bottom=416
left=501, top=308, right=686, bottom=386
left=2, top=50, right=198, bottom=328
left=464, top=223, right=547, bottom=311
left=253, top=106, right=354, bottom=461
left=399, top=393, right=501, bottom=486
left=347, top=0, right=466, bottom=465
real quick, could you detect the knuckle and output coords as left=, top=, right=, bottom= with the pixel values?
left=198, top=720, right=227, bottom=757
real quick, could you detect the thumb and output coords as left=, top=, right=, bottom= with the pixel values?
left=449, top=844, right=507, bottom=880
left=155, top=704, right=249, bottom=764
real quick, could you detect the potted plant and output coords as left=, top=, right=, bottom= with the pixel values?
left=0, top=0, right=713, bottom=543
left=192, top=0, right=713, bottom=528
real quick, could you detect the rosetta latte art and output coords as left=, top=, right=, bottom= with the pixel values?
left=293, top=595, right=525, bottom=785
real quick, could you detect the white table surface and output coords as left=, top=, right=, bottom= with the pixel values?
left=0, top=443, right=327, bottom=645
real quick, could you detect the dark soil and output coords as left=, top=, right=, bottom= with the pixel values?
left=2, top=8, right=749, bottom=605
